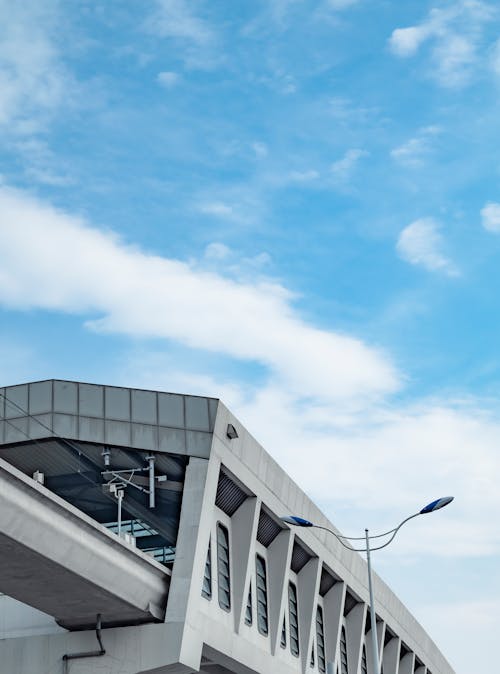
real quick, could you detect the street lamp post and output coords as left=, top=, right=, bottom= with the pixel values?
left=282, top=496, right=454, bottom=674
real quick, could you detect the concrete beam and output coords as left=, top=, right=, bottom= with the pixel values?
left=0, top=457, right=170, bottom=630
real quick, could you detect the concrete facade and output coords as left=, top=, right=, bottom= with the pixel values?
left=0, top=380, right=455, bottom=674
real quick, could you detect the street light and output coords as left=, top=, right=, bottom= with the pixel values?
left=282, top=496, right=454, bottom=674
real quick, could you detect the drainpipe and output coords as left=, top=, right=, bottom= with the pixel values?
left=62, top=614, right=106, bottom=673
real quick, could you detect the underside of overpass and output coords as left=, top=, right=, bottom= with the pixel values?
left=0, top=455, right=171, bottom=630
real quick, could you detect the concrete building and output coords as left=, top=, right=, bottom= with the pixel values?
left=0, top=379, right=454, bottom=674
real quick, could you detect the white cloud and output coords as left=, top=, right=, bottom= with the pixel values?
left=481, top=202, right=500, bottom=232
left=144, top=0, right=219, bottom=69
left=0, top=0, right=72, bottom=130
left=251, top=142, right=268, bottom=159
left=433, top=33, right=476, bottom=87
left=198, top=242, right=272, bottom=284
left=388, top=2, right=494, bottom=88
left=0, top=185, right=399, bottom=404
left=198, top=201, right=234, bottom=218
left=330, top=148, right=368, bottom=183
left=391, top=126, right=441, bottom=167
left=288, top=169, right=320, bottom=182
left=396, top=218, right=459, bottom=276
left=204, top=242, right=231, bottom=260
left=391, top=138, right=428, bottom=166
left=124, top=359, right=500, bottom=561
left=389, top=24, right=434, bottom=57
left=14, top=137, right=73, bottom=186
left=491, top=38, right=500, bottom=76
left=146, top=0, right=213, bottom=43
left=157, top=71, right=180, bottom=88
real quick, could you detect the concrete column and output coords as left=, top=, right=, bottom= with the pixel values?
left=346, top=602, right=367, bottom=674
left=399, top=652, right=415, bottom=674
left=231, top=496, right=260, bottom=633
left=167, top=456, right=219, bottom=671
left=297, top=556, right=321, bottom=674
left=268, top=528, right=293, bottom=655
left=323, top=580, right=346, bottom=671
left=382, top=636, right=401, bottom=674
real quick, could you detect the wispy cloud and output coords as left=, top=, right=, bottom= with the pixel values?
left=288, top=169, right=320, bottom=183
left=0, top=0, right=72, bottom=130
left=0, top=185, right=400, bottom=403
left=391, top=126, right=441, bottom=167
left=251, top=141, right=268, bottom=159
left=202, top=242, right=271, bottom=279
left=157, top=70, right=180, bottom=88
left=481, top=202, right=500, bottom=232
left=491, top=37, right=500, bottom=75
left=144, top=0, right=219, bottom=69
left=14, top=137, right=73, bottom=187
left=330, top=148, right=368, bottom=184
left=389, top=1, right=495, bottom=88
left=397, top=218, right=459, bottom=276
left=197, top=200, right=235, bottom=218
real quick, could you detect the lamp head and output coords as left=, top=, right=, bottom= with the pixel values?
left=420, top=496, right=454, bottom=514
left=281, top=515, right=314, bottom=527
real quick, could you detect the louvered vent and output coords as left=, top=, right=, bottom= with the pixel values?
left=290, top=539, right=312, bottom=573
left=257, top=508, right=283, bottom=546
left=215, top=469, right=248, bottom=515
left=319, top=566, right=336, bottom=596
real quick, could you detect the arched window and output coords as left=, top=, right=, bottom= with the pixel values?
left=339, top=625, right=348, bottom=674
left=316, top=606, right=326, bottom=673
left=288, top=581, right=300, bottom=656
left=216, top=523, right=231, bottom=610
left=256, top=554, right=269, bottom=635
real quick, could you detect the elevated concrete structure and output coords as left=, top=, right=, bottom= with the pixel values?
left=0, top=380, right=455, bottom=674
left=0, top=456, right=169, bottom=630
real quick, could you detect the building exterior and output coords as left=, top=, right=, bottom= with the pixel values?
left=0, top=379, right=454, bottom=674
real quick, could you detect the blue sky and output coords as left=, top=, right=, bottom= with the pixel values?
left=1, top=1, right=500, bottom=671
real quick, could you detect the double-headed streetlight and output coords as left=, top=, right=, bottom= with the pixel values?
left=282, top=496, right=454, bottom=674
